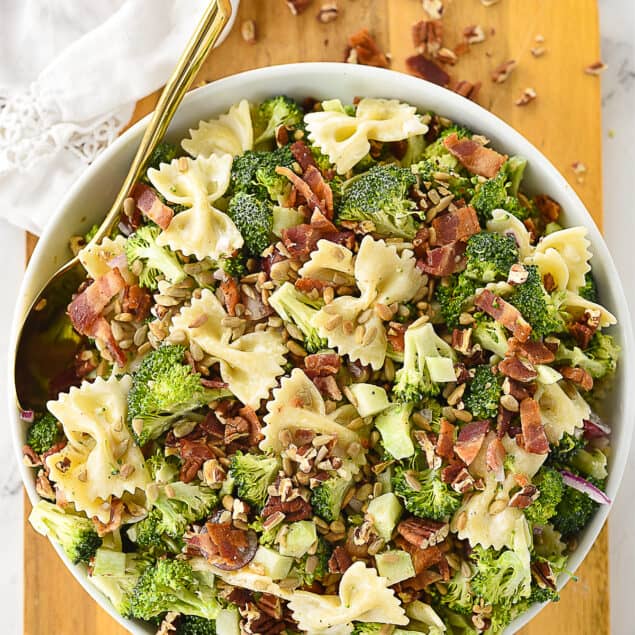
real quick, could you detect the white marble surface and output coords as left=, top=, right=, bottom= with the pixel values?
left=0, top=4, right=633, bottom=633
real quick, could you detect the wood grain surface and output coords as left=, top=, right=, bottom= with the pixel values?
left=23, top=1, right=608, bottom=633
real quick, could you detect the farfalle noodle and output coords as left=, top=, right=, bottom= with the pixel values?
left=535, top=381, right=590, bottom=443
left=534, top=227, right=591, bottom=291
left=78, top=235, right=135, bottom=285
left=298, top=239, right=355, bottom=284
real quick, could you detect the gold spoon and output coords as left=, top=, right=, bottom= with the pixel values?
left=14, top=0, right=233, bottom=410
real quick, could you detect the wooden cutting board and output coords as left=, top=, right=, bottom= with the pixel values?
left=23, top=1, right=608, bottom=633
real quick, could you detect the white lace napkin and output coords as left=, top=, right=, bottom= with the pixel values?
left=0, top=0, right=238, bottom=234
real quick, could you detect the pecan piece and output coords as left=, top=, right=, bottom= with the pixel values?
left=532, top=560, right=557, bottom=589
left=508, top=484, right=539, bottom=508
left=397, top=517, right=449, bottom=549
left=412, top=19, right=443, bottom=57
left=498, top=356, right=537, bottom=382
left=491, top=59, right=517, bottom=83
left=560, top=365, right=594, bottom=391
left=328, top=545, right=353, bottom=573
left=262, top=495, right=313, bottom=522
left=286, top=0, right=312, bottom=15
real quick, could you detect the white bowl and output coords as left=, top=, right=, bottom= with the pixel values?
left=9, top=63, right=634, bottom=634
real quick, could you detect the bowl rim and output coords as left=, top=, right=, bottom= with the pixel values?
left=9, top=61, right=635, bottom=634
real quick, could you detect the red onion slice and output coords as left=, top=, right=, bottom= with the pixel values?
left=20, top=410, right=35, bottom=424
left=561, top=470, right=611, bottom=505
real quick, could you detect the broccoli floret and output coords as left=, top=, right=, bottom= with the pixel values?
left=154, top=481, right=218, bottom=536
left=29, top=500, right=102, bottom=564
left=147, top=451, right=180, bottom=483
left=555, top=332, right=620, bottom=379
left=127, top=345, right=230, bottom=445
left=337, top=164, right=419, bottom=239
left=177, top=615, right=217, bottom=635
left=230, top=451, right=280, bottom=508
left=125, top=224, right=186, bottom=290
left=293, top=538, right=330, bottom=586
left=441, top=568, right=474, bottom=615
left=434, top=273, right=477, bottom=329
left=26, top=412, right=62, bottom=455
left=147, top=141, right=180, bottom=171
left=421, top=133, right=462, bottom=173
left=524, top=468, right=564, bottom=525
left=413, top=159, right=473, bottom=199
left=505, top=156, right=527, bottom=196
left=133, top=509, right=172, bottom=553
left=552, top=480, right=601, bottom=538
left=471, top=170, right=526, bottom=224
left=472, top=314, right=509, bottom=358
left=254, top=95, right=304, bottom=145
left=128, top=558, right=221, bottom=621
left=548, top=432, right=585, bottom=466
left=508, top=265, right=565, bottom=338
left=464, top=232, right=518, bottom=283
left=218, top=253, right=247, bottom=278
left=268, top=282, right=327, bottom=353
left=392, top=321, right=456, bottom=403
left=311, top=475, right=353, bottom=522
left=352, top=624, right=384, bottom=634
left=392, top=467, right=461, bottom=521
left=578, top=272, right=598, bottom=302
left=464, top=365, right=503, bottom=420
left=226, top=191, right=273, bottom=256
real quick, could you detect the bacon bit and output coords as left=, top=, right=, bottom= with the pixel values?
left=437, top=47, right=458, bottom=65
left=519, top=398, right=549, bottom=454
left=412, top=20, right=443, bottom=57
left=304, top=352, right=341, bottom=377
left=87, top=317, right=127, bottom=367
left=496, top=406, right=513, bottom=438
left=515, top=87, right=537, bottom=106
left=569, top=320, right=596, bottom=349
left=311, top=374, right=343, bottom=401
left=560, top=366, right=594, bottom=391
left=498, top=356, right=537, bottom=382
left=436, top=418, right=456, bottom=459
left=486, top=437, right=506, bottom=482
left=290, top=141, right=318, bottom=173
left=452, top=328, right=472, bottom=354
left=534, top=194, right=561, bottom=223
left=294, top=278, right=333, bottom=294
left=507, top=337, right=555, bottom=364
left=463, top=24, right=486, bottom=44
left=220, top=277, right=240, bottom=317
left=317, top=2, right=338, bottom=23
left=454, top=421, right=490, bottom=466
left=131, top=183, right=174, bottom=230
left=276, top=165, right=333, bottom=218
left=422, top=0, right=444, bottom=20
left=443, top=133, right=507, bottom=178
left=175, top=437, right=214, bottom=482
left=418, top=241, right=467, bottom=277
left=346, top=28, right=390, bottom=68
left=387, top=322, right=407, bottom=353
left=282, top=223, right=353, bottom=260
left=504, top=377, right=535, bottom=402
left=398, top=518, right=449, bottom=549
left=286, top=0, right=312, bottom=15
left=202, top=520, right=259, bottom=570
left=92, top=498, right=125, bottom=537
left=443, top=462, right=477, bottom=493
left=122, top=285, right=152, bottom=321
left=431, top=207, right=480, bottom=246
left=475, top=290, right=532, bottom=342
left=509, top=484, right=539, bottom=509
left=238, top=405, right=265, bottom=446
left=584, top=61, right=607, bottom=75
left=406, top=54, right=450, bottom=87
left=413, top=226, right=430, bottom=258
left=451, top=80, right=482, bottom=101
left=328, top=546, right=353, bottom=573
left=491, top=59, right=517, bottom=83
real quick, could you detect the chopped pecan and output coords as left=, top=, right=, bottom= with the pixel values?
left=436, top=418, right=455, bottom=459
left=532, top=560, right=557, bottom=589
left=584, top=61, right=607, bottom=75
left=412, top=19, right=443, bottom=57
left=346, top=28, right=390, bottom=68
left=422, top=0, right=444, bottom=19
left=256, top=594, right=284, bottom=620
left=286, top=0, right=312, bottom=15
left=452, top=328, right=472, bottom=354
left=92, top=498, right=125, bottom=537
left=397, top=518, right=449, bottom=549
left=560, top=365, right=594, bottom=391
left=240, top=19, right=256, bottom=44
left=498, top=356, right=537, bottom=382
left=508, top=484, right=539, bottom=509
left=412, top=226, right=430, bottom=258
left=311, top=374, right=343, bottom=401
left=224, top=415, right=251, bottom=445
left=35, top=469, right=56, bottom=501
left=451, top=79, right=482, bottom=101
left=328, top=545, right=353, bottom=573
left=262, top=495, right=312, bottom=522
left=317, top=2, right=338, bottom=23
left=414, top=430, right=442, bottom=470
left=463, top=24, right=486, bottom=44
left=507, top=337, right=555, bottom=364
left=534, top=194, right=561, bottom=223
left=515, top=87, right=537, bottom=106
left=491, top=59, right=517, bottom=83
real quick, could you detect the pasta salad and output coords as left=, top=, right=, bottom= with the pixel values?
left=22, top=94, right=620, bottom=635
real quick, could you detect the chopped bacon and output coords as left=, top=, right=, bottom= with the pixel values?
left=220, top=277, right=240, bottom=317
left=290, top=141, right=318, bottom=172
left=436, top=418, right=456, bottom=459
left=68, top=268, right=126, bottom=334
left=505, top=378, right=535, bottom=402
left=281, top=223, right=354, bottom=260
left=387, top=322, right=407, bottom=353
left=92, top=498, right=125, bottom=537
left=560, top=366, right=594, bottom=391
left=406, top=54, right=450, bottom=86
left=498, top=356, right=537, bottom=382
left=304, top=353, right=341, bottom=377
left=569, top=319, right=596, bottom=349
left=121, top=284, right=152, bottom=321
left=443, top=133, right=507, bottom=178
left=534, top=194, right=561, bottom=223
left=86, top=317, right=127, bottom=367
left=519, top=398, right=549, bottom=454
left=454, top=420, right=489, bottom=465
left=474, top=290, right=532, bottom=342
left=276, top=165, right=334, bottom=219
left=507, top=337, right=555, bottom=364
left=175, top=437, right=215, bottom=482
left=131, top=183, right=174, bottom=230
left=431, top=207, right=481, bottom=246
left=294, top=278, right=333, bottom=293
left=202, top=520, right=258, bottom=570
left=347, top=28, right=390, bottom=68
left=412, top=226, right=430, bottom=258
left=418, top=241, right=467, bottom=277
left=486, top=437, right=506, bottom=482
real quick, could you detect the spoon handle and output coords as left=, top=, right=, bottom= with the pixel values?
left=91, top=0, right=233, bottom=245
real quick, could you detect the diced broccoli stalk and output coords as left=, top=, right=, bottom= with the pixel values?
left=230, top=146, right=296, bottom=204
left=464, top=232, right=519, bottom=283
left=505, top=156, right=527, bottom=196
left=472, top=314, right=509, bottom=358
left=176, top=615, right=217, bottom=635
left=268, top=282, right=327, bottom=353
left=127, top=345, right=231, bottom=446
left=374, top=403, right=415, bottom=460
left=524, top=468, right=564, bottom=525
left=570, top=448, right=608, bottom=480
left=348, top=383, right=390, bottom=417
left=252, top=545, right=294, bottom=580
left=400, top=135, right=426, bottom=167
left=128, top=558, right=221, bottom=621
left=279, top=520, right=318, bottom=558
left=29, top=500, right=102, bottom=564
left=552, top=479, right=603, bottom=538
left=254, top=95, right=304, bottom=145
left=578, top=272, right=598, bottom=302
left=272, top=205, right=305, bottom=237
left=230, top=451, right=281, bottom=508
left=125, top=224, right=186, bottom=290
left=147, top=141, right=180, bottom=171
left=226, top=191, right=274, bottom=256
left=26, top=412, right=62, bottom=455
left=393, top=322, right=457, bottom=403
left=375, top=550, right=416, bottom=585
left=464, top=364, right=503, bottom=419
left=508, top=265, right=565, bottom=338
left=555, top=332, right=620, bottom=379
left=471, top=169, right=527, bottom=224
left=337, top=164, right=419, bottom=239
left=434, top=273, right=477, bottom=329
left=392, top=467, right=462, bottom=521
left=311, top=475, right=353, bottom=522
